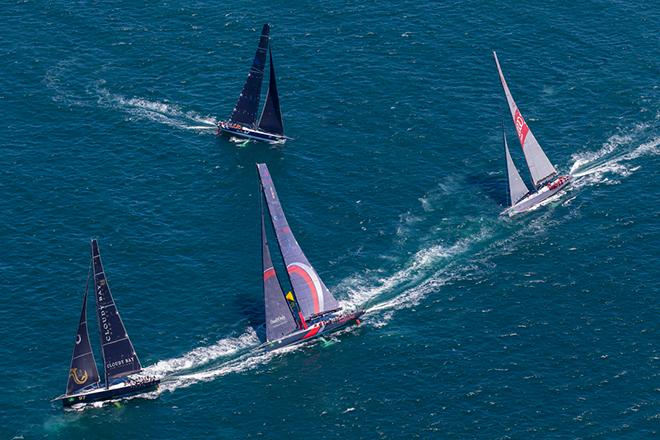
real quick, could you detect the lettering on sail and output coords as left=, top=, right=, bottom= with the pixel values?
left=270, top=315, right=286, bottom=327
left=514, top=108, right=529, bottom=147
left=97, top=282, right=113, bottom=342
left=107, top=356, right=135, bottom=370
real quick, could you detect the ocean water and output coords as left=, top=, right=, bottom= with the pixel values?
left=1, top=1, right=658, bottom=438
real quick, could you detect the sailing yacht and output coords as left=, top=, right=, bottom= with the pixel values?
left=257, top=163, right=363, bottom=350
left=52, top=240, right=159, bottom=407
left=218, top=24, right=289, bottom=144
left=494, top=51, right=571, bottom=215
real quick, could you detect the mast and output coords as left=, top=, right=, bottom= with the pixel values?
left=256, top=163, right=340, bottom=320
left=229, top=24, right=270, bottom=127
left=261, top=191, right=298, bottom=341
left=257, top=48, right=285, bottom=135
left=65, top=266, right=101, bottom=395
left=493, top=51, right=558, bottom=187
left=504, top=131, right=531, bottom=206
left=91, top=240, right=142, bottom=388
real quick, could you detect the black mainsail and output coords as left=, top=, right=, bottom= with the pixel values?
left=257, top=48, right=284, bottom=135
left=91, top=240, right=142, bottom=384
left=229, top=24, right=270, bottom=127
left=262, top=198, right=298, bottom=341
left=66, top=270, right=101, bottom=395
left=257, top=164, right=340, bottom=320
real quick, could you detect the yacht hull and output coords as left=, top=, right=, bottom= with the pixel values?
left=55, top=378, right=160, bottom=407
left=504, top=175, right=572, bottom=216
left=263, top=310, right=364, bottom=351
left=218, top=122, right=287, bottom=144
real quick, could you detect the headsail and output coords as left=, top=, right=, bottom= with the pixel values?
left=504, top=132, right=531, bottom=206
left=257, top=48, right=284, bottom=135
left=493, top=51, right=557, bottom=187
left=229, top=24, right=270, bottom=126
left=66, top=272, right=101, bottom=395
left=262, top=198, right=298, bottom=341
left=91, top=240, right=142, bottom=382
left=257, top=163, right=340, bottom=320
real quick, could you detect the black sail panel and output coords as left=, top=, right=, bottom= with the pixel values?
left=66, top=282, right=101, bottom=395
left=257, top=163, right=340, bottom=320
left=262, top=199, right=298, bottom=341
left=257, top=48, right=284, bottom=135
left=91, top=240, right=142, bottom=381
left=229, top=24, right=270, bottom=126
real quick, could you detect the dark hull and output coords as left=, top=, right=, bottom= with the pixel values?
left=263, top=310, right=364, bottom=351
left=58, top=379, right=160, bottom=407
left=218, top=122, right=287, bottom=144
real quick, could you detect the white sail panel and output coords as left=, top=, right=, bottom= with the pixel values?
left=504, top=133, right=530, bottom=206
left=493, top=51, right=557, bottom=186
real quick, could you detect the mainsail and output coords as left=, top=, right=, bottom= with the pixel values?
left=257, top=48, right=284, bottom=135
left=262, top=199, right=298, bottom=341
left=504, top=132, right=531, bottom=206
left=257, top=163, right=340, bottom=320
left=229, top=24, right=270, bottom=126
left=91, top=240, right=142, bottom=382
left=493, top=51, right=557, bottom=187
left=66, top=272, right=101, bottom=395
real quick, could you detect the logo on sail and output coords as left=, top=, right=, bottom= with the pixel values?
left=514, top=109, right=529, bottom=147
left=287, top=262, right=324, bottom=314
left=69, top=368, right=88, bottom=385
left=270, top=315, right=286, bottom=327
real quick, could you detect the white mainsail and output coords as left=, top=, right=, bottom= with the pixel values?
left=504, top=132, right=530, bottom=206
left=493, top=51, right=557, bottom=187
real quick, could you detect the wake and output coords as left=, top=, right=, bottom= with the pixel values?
left=69, top=119, right=657, bottom=406
left=43, top=62, right=220, bottom=133
left=135, top=119, right=658, bottom=398
left=96, top=88, right=219, bottom=133
left=569, top=120, right=659, bottom=187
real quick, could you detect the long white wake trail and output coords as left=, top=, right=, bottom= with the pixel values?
left=141, top=229, right=493, bottom=394
left=141, top=120, right=659, bottom=396
left=96, top=87, right=219, bottom=132
left=142, top=328, right=260, bottom=379
left=569, top=121, right=659, bottom=186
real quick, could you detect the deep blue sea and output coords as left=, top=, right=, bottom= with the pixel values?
left=1, top=1, right=658, bottom=438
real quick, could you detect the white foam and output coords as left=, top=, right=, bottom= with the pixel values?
left=143, top=328, right=260, bottom=378
left=95, top=88, right=218, bottom=132
left=569, top=120, right=658, bottom=185
left=157, top=344, right=301, bottom=394
left=339, top=227, right=491, bottom=314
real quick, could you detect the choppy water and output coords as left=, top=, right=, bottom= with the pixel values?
left=1, top=1, right=658, bottom=438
